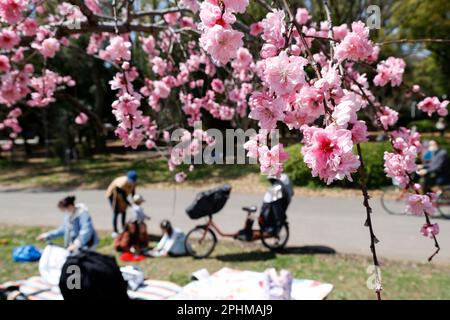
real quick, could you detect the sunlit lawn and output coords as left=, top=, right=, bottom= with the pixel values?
left=1, top=224, right=449, bottom=300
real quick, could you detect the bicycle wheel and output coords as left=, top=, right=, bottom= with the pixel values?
left=185, top=226, right=217, bottom=259
left=436, top=187, right=450, bottom=219
left=261, top=223, right=289, bottom=251
left=380, top=186, right=406, bottom=215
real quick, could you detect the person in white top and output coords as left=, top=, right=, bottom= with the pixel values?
left=149, top=220, right=188, bottom=257
left=131, top=194, right=150, bottom=224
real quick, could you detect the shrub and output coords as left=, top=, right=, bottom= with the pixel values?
left=284, top=142, right=392, bottom=189
left=408, top=119, right=436, bottom=133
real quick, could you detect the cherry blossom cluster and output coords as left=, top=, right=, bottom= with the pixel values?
left=383, top=127, right=421, bottom=188
left=0, top=0, right=448, bottom=268
left=0, top=106, right=21, bottom=150
left=168, top=127, right=214, bottom=180
left=198, top=0, right=247, bottom=65
left=244, top=132, right=289, bottom=177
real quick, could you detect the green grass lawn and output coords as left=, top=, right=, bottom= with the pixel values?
left=1, top=224, right=449, bottom=300
left=0, top=154, right=260, bottom=190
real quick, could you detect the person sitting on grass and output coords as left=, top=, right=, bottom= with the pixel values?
left=148, top=220, right=188, bottom=257
left=36, top=196, right=99, bottom=252
left=113, top=221, right=149, bottom=256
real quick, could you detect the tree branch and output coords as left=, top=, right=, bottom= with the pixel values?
left=55, top=20, right=164, bottom=37
left=68, top=0, right=98, bottom=23
left=131, top=7, right=191, bottom=18
left=55, top=92, right=105, bottom=136
left=356, top=143, right=382, bottom=300
left=377, top=38, right=450, bottom=46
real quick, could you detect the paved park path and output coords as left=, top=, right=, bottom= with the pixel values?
left=0, top=187, right=449, bottom=265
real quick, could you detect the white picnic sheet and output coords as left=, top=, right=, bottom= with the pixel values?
left=172, top=267, right=333, bottom=300
left=1, top=277, right=182, bottom=300
left=1, top=267, right=333, bottom=300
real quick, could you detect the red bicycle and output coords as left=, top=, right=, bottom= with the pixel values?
left=184, top=184, right=290, bottom=259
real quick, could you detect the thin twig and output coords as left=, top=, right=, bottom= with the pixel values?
left=356, top=144, right=382, bottom=300
left=132, top=7, right=190, bottom=18
left=377, top=38, right=450, bottom=46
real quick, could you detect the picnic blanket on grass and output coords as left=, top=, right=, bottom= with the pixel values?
left=1, top=277, right=182, bottom=300
left=2, top=268, right=333, bottom=300
left=171, top=267, right=333, bottom=300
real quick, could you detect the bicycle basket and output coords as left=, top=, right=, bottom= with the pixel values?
left=185, top=184, right=232, bottom=219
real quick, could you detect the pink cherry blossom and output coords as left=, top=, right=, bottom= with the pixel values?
left=295, top=86, right=324, bottom=120
left=250, top=22, right=263, bottom=36
left=39, top=38, right=61, bottom=58
left=417, top=97, right=449, bottom=117
left=211, top=78, right=225, bottom=93
left=0, top=29, right=20, bottom=49
left=85, top=0, right=102, bottom=14
left=175, top=172, right=187, bottom=183
left=301, top=125, right=360, bottom=184
left=260, top=43, right=278, bottom=59
left=373, top=57, right=406, bottom=87
left=350, top=120, right=369, bottom=143
left=222, top=0, right=249, bottom=13
left=243, top=138, right=259, bottom=158
left=0, top=55, right=10, bottom=72
left=164, top=12, right=180, bottom=25
left=261, top=9, right=286, bottom=49
left=75, top=112, right=89, bottom=125
left=141, top=35, right=157, bottom=56
left=249, top=93, right=284, bottom=129
left=377, top=106, right=399, bottom=130
left=421, top=223, right=439, bottom=238
left=295, top=8, right=311, bottom=25
left=264, top=51, right=308, bottom=95
left=391, top=127, right=422, bottom=153
left=151, top=57, right=169, bottom=76
left=27, top=70, right=74, bottom=107
left=332, top=24, right=348, bottom=41
left=199, top=2, right=236, bottom=29
left=99, top=36, right=131, bottom=62
left=383, top=149, right=417, bottom=188
left=406, top=193, right=436, bottom=216
left=153, top=80, right=171, bottom=99
left=334, top=21, right=374, bottom=62
left=258, top=143, right=289, bottom=177
left=412, top=84, right=421, bottom=93
left=20, top=18, right=38, bottom=36
left=0, top=0, right=26, bottom=24
left=199, top=25, right=243, bottom=65
left=332, top=92, right=364, bottom=126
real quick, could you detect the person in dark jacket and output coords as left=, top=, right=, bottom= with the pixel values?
left=418, top=140, right=450, bottom=192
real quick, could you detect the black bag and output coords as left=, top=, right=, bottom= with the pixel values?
left=259, top=182, right=289, bottom=234
left=59, top=251, right=129, bottom=300
left=186, top=184, right=232, bottom=219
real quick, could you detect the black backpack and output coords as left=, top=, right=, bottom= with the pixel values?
left=59, top=251, right=129, bottom=300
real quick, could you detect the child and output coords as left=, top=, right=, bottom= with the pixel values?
left=131, top=194, right=150, bottom=224
left=113, top=194, right=150, bottom=257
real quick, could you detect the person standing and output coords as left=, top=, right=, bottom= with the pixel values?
left=106, top=170, right=137, bottom=236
